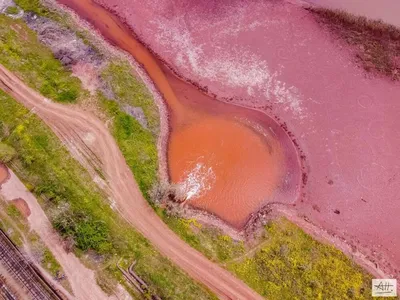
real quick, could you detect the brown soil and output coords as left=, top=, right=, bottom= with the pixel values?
left=0, top=64, right=262, bottom=299
left=0, top=164, right=9, bottom=187
left=11, top=198, right=31, bottom=218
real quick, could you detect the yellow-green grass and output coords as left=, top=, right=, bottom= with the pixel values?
left=0, top=15, right=81, bottom=102
left=227, top=218, right=373, bottom=299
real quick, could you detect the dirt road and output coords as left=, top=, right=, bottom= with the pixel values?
left=0, top=65, right=262, bottom=299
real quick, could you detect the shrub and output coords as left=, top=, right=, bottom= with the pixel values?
left=52, top=204, right=112, bottom=253
left=5, top=6, right=20, bottom=15
left=0, top=142, right=16, bottom=163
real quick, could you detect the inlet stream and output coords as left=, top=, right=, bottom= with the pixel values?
left=58, top=0, right=302, bottom=229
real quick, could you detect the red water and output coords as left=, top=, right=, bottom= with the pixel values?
left=57, top=0, right=301, bottom=228
left=89, top=0, right=400, bottom=275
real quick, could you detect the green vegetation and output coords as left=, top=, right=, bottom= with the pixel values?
left=101, top=62, right=160, bottom=134
left=6, top=204, right=22, bottom=218
left=5, top=6, right=20, bottom=15
left=0, top=201, right=24, bottom=247
left=160, top=212, right=373, bottom=299
left=159, top=209, right=245, bottom=262
left=13, top=0, right=59, bottom=20
left=308, top=7, right=400, bottom=80
left=227, top=218, right=372, bottom=299
left=100, top=62, right=161, bottom=199
left=42, top=248, right=62, bottom=277
left=0, top=142, right=16, bottom=163
left=0, top=15, right=81, bottom=102
left=101, top=95, right=159, bottom=199
left=0, top=90, right=214, bottom=299
left=53, top=204, right=112, bottom=253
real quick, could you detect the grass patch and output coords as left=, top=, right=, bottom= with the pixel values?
left=42, top=248, right=62, bottom=277
left=0, top=201, right=24, bottom=247
left=101, top=61, right=160, bottom=134
left=0, top=15, right=81, bottom=102
left=101, top=95, right=159, bottom=199
left=0, top=90, right=214, bottom=299
left=227, top=218, right=373, bottom=299
left=5, top=6, right=20, bottom=15
left=6, top=204, right=22, bottom=218
left=13, top=0, right=60, bottom=20
left=0, top=142, right=16, bottom=163
left=308, top=7, right=400, bottom=80
left=158, top=208, right=245, bottom=263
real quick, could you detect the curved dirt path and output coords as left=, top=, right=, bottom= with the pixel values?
left=0, top=65, right=262, bottom=299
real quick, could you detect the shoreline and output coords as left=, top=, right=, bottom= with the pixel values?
left=49, top=0, right=396, bottom=282
left=52, top=0, right=304, bottom=232
left=44, top=0, right=171, bottom=184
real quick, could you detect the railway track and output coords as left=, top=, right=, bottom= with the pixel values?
left=0, top=229, right=63, bottom=300
left=0, top=275, right=17, bottom=300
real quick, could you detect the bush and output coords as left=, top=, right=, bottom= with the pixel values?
left=0, top=142, right=16, bottom=163
left=52, top=204, right=112, bottom=253
left=5, top=6, right=20, bottom=15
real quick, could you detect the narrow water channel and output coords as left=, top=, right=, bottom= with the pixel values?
left=58, top=0, right=301, bottom=228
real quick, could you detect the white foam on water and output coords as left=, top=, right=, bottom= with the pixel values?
left=178, top=162, right=216, bottom=201
left=152, top=8, right=306, bottom=118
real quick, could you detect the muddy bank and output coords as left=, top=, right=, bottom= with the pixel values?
left=11, top=198, right=31, bottom=218
left=57, top=0, right=302, bottom=230
left=0, top=164, right=9, bottom=187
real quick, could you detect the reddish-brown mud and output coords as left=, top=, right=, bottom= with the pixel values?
left=0, top=164, right=9, bottom=186
left=11, top=198, right=31, bottom=218
left=57, top=0, right=301, bottom=229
